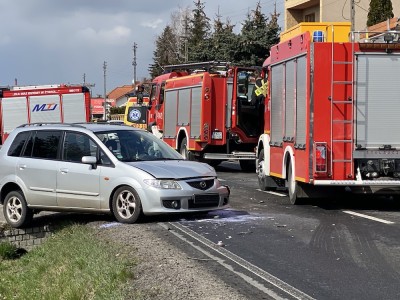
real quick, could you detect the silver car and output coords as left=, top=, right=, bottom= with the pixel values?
left=0, top=123, right=230, bottom=228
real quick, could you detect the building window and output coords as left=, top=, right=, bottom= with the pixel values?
left=305, top=13, right=315, bottom=22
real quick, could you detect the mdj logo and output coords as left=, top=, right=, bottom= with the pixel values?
left=32, top=103, right=58, bottom=112
left=129, top=109, right=141, bottom=122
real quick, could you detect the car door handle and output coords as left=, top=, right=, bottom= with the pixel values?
left=18, top=164, right=27, bottom=170
left=60, top=168, right=69, bottom=174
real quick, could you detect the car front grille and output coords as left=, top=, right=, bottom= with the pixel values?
left=188, top=194, right=220, bottom=208
left=186, top=179, right=214, bottom=190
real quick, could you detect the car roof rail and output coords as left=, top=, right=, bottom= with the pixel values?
left=17, top=122, right=86, bottom=128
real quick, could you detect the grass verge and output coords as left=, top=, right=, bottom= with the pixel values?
left=0, top=224, right=135, bottom=300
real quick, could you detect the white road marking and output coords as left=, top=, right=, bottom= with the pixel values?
left=160, top=222, right=315, bottom=300
left=256, top=189, right=286, bottom=197
left=218, top=178, right=226, bottom=181
left=343, top=210, right=395, bottom=224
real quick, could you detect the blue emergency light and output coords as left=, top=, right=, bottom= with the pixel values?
left=313, top=31, right=324, bottom=42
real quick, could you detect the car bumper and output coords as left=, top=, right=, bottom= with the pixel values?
left=140, top=184, right=230, bottom=215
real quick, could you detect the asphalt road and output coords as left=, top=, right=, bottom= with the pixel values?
left=168, top=161, right=400, bottom=300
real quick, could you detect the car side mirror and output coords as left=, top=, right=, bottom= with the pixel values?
left=82, top=156, right=98, bottom=169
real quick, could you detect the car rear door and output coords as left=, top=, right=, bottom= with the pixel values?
left=16, top=130, right=60, bottom=207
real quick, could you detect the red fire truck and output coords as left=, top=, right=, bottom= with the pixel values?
left=125, top=62, right=262, bottom=170
left=256, top=22, right=400, bottom=204
left=0, top=84, right=91, bottom=144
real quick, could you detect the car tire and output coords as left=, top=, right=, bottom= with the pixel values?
left=112, top=186, right=142, bottom=224
left=3, top=190, right=33, bottom=228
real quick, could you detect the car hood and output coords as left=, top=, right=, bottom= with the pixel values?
left=126, top=160, right=216, bottom=179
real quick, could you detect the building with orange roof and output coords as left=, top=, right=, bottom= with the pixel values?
left=107, top=84, right=135, bottom=107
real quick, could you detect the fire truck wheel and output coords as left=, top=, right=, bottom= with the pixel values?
left=180, top=138, right=189, bottom=159
left=287, top=163, right=301, bottom=205
left=257, top=149, right=274, bottom=191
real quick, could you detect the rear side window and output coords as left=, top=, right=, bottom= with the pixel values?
left=31, top=131, right=62, bottom=159
left=8, top=131, right=31, bottom=157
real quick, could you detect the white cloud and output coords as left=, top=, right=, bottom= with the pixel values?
left=77, top=26, right=131, bottom=44
left=141, top=18, right=163, bottom=29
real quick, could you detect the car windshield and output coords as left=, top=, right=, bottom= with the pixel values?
left=96, top=129, right=183, bottom=162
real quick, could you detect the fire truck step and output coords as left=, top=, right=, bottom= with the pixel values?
left=333, top=81, right=352, bottom=85
left=332, top=120, right=352, bottom=123
left=332, top=139, right=352, bottom=143
left=333, top=61, right=353, bottom=65
left=333, top=159, right=352, bottom=163
left=332, top=101, right=353, bottom=104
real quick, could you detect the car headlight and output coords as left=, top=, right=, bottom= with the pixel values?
left=143, top=179, right=182, bottom=189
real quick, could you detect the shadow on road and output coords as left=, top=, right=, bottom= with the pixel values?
left=302, top=193, right=400, bottom=213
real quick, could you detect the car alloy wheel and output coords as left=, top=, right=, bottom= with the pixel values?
left=112, top=186, right=142, bottom=223
left=3, top=190, right=33, bottom=228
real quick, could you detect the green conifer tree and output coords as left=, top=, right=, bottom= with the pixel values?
left=237, top=1, right=280, bottom=66
left=210, top=14, right=238, bottom=62
left=187, top=0, right=211, bottom=62
left=367, top=0, right=394, bottom=27
left=148, top=26, right=180, bottom=78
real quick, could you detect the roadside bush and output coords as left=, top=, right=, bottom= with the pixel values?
left=0, top=242, right=19, bottom=260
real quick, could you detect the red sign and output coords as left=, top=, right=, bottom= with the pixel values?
left=90, top=98, right=116, bottom=115
left=91, top=98, right=105, bottom=114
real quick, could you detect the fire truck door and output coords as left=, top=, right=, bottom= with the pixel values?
left=156, top=83, right=165, bottom=111
left=155, top=83, right=165, bottom=129
left=226, top=78, right=233, bottom=129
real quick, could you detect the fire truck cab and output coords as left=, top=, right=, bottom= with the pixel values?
left=256, top=22, right=400, bottom=203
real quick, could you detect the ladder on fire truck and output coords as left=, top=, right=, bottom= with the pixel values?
left=329, top=25, right=355, bottom=178
left=163, top=61, right=230, bottom=74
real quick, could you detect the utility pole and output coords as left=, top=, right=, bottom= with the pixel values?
left=132, top=42, right=137, bottom=84
left=103, top=61, right=107, bottom=121
left=350, top=0, right=355, bottom=40
left=82, top=73, right=95, bottom=90
left=82, top=73, right=96, bottom=120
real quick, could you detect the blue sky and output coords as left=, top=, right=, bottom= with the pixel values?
left=0, top=0, right=283, bottom=96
